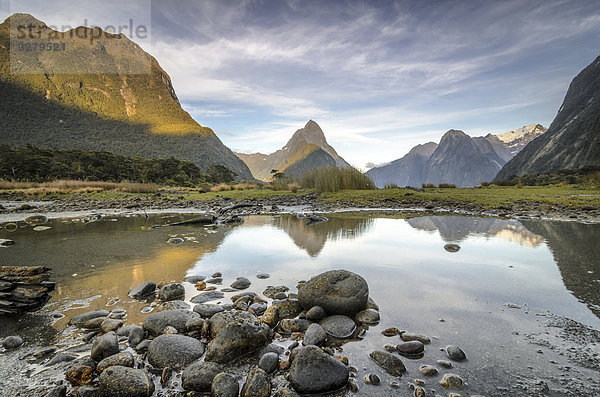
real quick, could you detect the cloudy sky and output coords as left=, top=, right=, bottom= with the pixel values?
left=3, top=0, right=600, bottom=169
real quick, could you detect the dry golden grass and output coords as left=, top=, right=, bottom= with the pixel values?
left=210, top=183, right=232, bottom=192
left=287, top=183, right=300, bottom=193
left=0, top=180, right=158, bottom=193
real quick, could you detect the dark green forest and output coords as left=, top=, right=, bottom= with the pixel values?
left=0, top=145, right=237, bottom=186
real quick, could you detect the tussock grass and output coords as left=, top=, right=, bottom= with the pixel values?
left=0, top=180, right=158, bottom=193
left=301, top=167, right=375, bottom=193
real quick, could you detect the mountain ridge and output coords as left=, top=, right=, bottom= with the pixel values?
left=496, top=56, right=600, bottom=179
left=0, top=14, right=254, bottom=179
left=367, top=124, right=546, bottom=188
left=235, top=120, right=350, bottom=181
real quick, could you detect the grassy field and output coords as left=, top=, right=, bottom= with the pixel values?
left=322, top=185, right=600, bottom=209
left=2, top=182, right=600, bottom=210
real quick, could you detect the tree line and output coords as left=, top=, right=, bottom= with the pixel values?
left=0, top=145, right=237, bottom=186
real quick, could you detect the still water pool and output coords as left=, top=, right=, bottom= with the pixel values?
left=1, top=212, right=599, bottom=396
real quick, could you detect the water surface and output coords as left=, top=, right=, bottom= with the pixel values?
left=1, top=213, right=599, bottom=396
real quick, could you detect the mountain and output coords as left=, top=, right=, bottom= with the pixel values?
left=496, top=124, right=547, bottom=155
left=366, top=142, right=437, bottom=187
left=0, top=14, right=253, bottom=180
left=424, top=130, right=506, bottom=187
left=235, top=120, right=351, bottom=181
left=367, top=124, right=546, bottom=188
left=496, top=56, right=600, bottom=180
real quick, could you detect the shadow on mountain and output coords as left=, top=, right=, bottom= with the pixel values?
left=521, top=220, right=600, bottom=318
left=271, top=214, right=375, bottom=256
left=406, top=215, right=544, bottom=247
left=0, top=79, right=250, bottom=176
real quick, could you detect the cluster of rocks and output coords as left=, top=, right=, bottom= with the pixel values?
left=2, top=269, right=476, bottom=396
left=3, top=189, right=597, bottom=223
left=0, top=266, right=56, bottom=314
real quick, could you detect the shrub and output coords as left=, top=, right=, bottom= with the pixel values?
left=384, top=183, right=400, bottom=189
left=300, top=166, right=375, bottom=193
left=210, top=183, right=231, bottom=192
left=421, top=183, right=436, bottom=188
left=480, top=181, right=490, bottom=187
left=287, top=183, right=300, bottom=193
left=438, top=183, right=456, bottom=188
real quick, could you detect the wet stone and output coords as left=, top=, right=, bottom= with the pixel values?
left=70, top=310, right=110, bottom=326
left=263, top=285, right=289, bottom=298
left=158, top=283, right=185, bottom=301
left=2, top=335, right=23, bottom=349
left=259, top=352, right=279, bottom=373
left=190, top=290, right=225, bottom=304
left=256, top=273, right=270, bottom=279
left=320, top=315, right=357, bottom=338
left=419, top=364, right=439, bottom=376
left=66, top=365, right=94, bottom=387
left=303, top=323, right=327, bottom=346
left=369, top=351, right=406, bottom=376
left=212, top=372, right=239, bottom=397
left=231, top=277, right=251, bottom=290
left=97, top=351, right=134, bottom=373
left=193, top=303, right=225, bottom=318
left=241, top=367, right=271, bottom=397
left=439, top=373, right=464, bottom=389
left=381, top=327, right=401, bottom=337
left=355, top=308, right=380, bottom=325
left=288, top=346, right=350, bottom=394
left=91, top=332, right=119, bottom=362
left=278, top=318, right=310, bottom=334
left=446, top=345, right=467, bottom=361
left=128, top=281, right=156, bottom=300
left=305, top=305, right=327, bottom=322
left=98, top=366, right=155, bottom=397
left=147, top=334, right=205, bottom=369
left=444, top=243, right=461, bottom=252
left=400, top=332, right=431, bottom=344
left=437, top=359, right=453, bottom=368
left=182, top=361, right=224, bottom=392
left=272, top=299, right=302, bottom=319
left=396, top=341, right=425, bottom=357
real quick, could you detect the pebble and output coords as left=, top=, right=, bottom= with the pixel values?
left=400, top=332, right=431, bottom=344
left=257, top=273, right=270, bottom=279
left=364, top=373, right=380, bottom=385
left=444, top=243, right=461, bottom=252
left=439, top=373, right=464, bottom=389
left=396, top=340, right=425, bottom=357
left=231, top=277, right=251, bottom=290
left=446, top=345, right=467, bottom=361
left=437, top=359, right=453, bottom=368
left=2, top=335, right=24, bottom=349
left=355, top=308, right=380, bottom=325
left=419, top=364, right=438, bottom=376
left=369, top=350, right=406, bottom=376
left=381, top=327, right=401, bottom=337
left=212, top=372, right=239, bottom=397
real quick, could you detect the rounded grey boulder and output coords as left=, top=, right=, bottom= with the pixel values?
left=212, top=372, right=239, bottom=397
left=91, top=332, right=119, bottom=362
left=297, top=270, right=368, bottom=315
left=258, top=352, right=279, bottom=373
left=320, top=315, right=356, bottom=339
left=303, top=323, right=327, bottom=346
left=98, top=365, right=154, bottom=397
left=142, top=309, right=200, bottom=335
left=158, top=283, right=185, bottom=301
left=2, top=335, right=24, bottom=349
left=241, top=367, right=270, bottom=397
left=288, top=346, right=349, bottom=394
left=205, top=318, right=270, bottom=363
left=128, top=281, right=156, bottom=299
left=182, top=361, right=224, bottom=392
left=97, top=351, right=134, bottom=373
left=147, top=334, right=205, bottom=369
